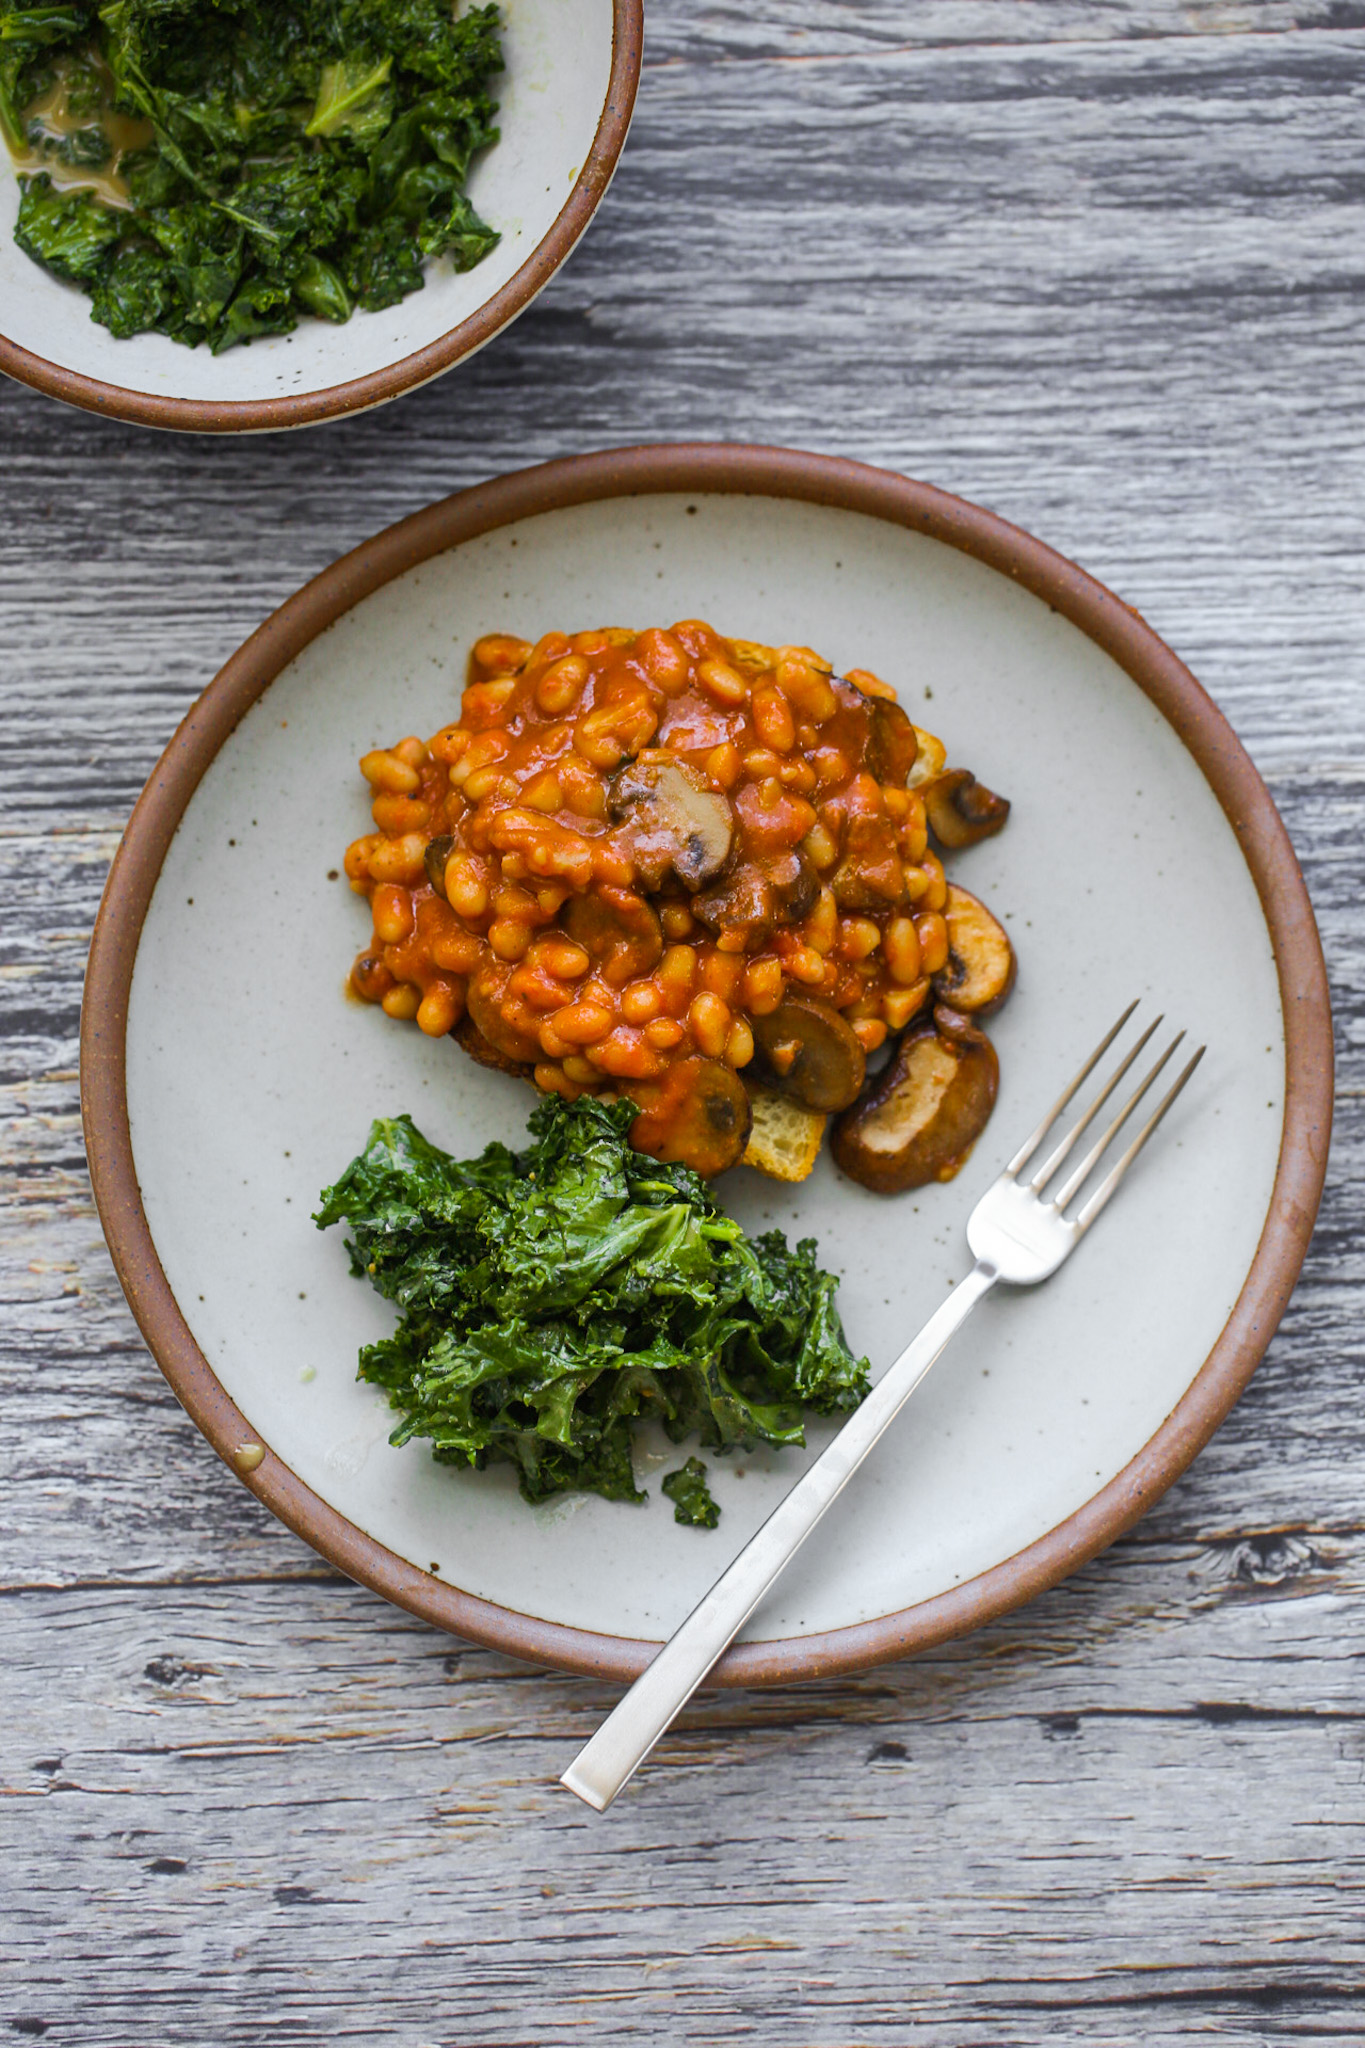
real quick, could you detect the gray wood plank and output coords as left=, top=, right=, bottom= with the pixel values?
left=3, top=2, right=1365, bottom=2040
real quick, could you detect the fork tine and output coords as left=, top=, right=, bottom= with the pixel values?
left=1074, top=1046, right=1206, bottom=1231
left=1029, top=1014, right=1163, bottom=1194
left=1051, top=1031, right=1185, bottom=1213
left=1006, top=1000, right=1140, bottom=1177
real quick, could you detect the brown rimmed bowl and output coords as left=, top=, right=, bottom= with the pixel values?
left=0, top=1, right=641, bottom=434
left=81, top=444, right=1332, bottom=1683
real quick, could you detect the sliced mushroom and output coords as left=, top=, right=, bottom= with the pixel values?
left=562, top=886, right=664, bottom=984
left=934, top=884, right=1017, bottom=1015
left=831, top=814, right=906, bottom=911
left=423, top=833, right=455, bottom=898
left=609, top=759, right=733, bottom=889
left=751, top=993, right=866, bottom=1113
left=692, top=849, right=819, bottom=941
left=832, top=1005, right=998, bottom=1193
left=629, top=1055, right=753, bottom=1177
left=463, top=971, right=541, bottom=1069
left=866, top=699, right=919, bottom=787
left=922, top=769, right=1010, bottom=850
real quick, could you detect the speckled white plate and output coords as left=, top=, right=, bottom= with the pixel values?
left=82, top=446, right=1331, bottom=1683
left=0, top=0, right=640, bottom=433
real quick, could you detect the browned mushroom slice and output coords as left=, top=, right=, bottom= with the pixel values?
left=831, top=814, right=906, bottom=911
left=922, top=769, right=1010, bottom=850
left=609, top=759, right=733, bottom=890
left=934, top=884, right=1017, bottom=1015
left=832, top=1006, right=998, bottom=1193
left=751, top=993, right=866, bottom=1113
left=423, top=833, right=455, bottom=898
left=866, top=698, right=919, bottom=787
left=562, top=886, right=665, bottom=984
left=463, top=970, right=541, bottom=1068
left=691, top=850, right=818, bottom=941
left=629, top=1055, right=753, bottom=1177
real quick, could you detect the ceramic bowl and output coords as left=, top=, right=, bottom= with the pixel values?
left=81, top=446, right=1332, bottom=1682
left=0, top=0, right=641, bottom=433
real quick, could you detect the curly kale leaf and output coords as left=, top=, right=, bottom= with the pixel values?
left=5, top=0, right=501, bottom=347
left=316, top=1097, right=871, bottom=1512
left=662, top=1458, right=720, bottom=1529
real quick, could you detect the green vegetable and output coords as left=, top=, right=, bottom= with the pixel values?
left=662, top=1458, right=720, bottom=1529
left=315, top=1096, right=871, bottom=1513
left=1, top=0, right=502, bottom=350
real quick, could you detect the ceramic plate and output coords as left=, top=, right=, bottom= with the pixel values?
left=82, top=447, right=1331, bottom=1683
left=0, top=1, right=640, bottom=433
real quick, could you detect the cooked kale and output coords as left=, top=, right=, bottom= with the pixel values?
left=2, top=0, right=501, bottom=349
left=315, top=1096, right=870, bottom=1513
left=662, top=1458, right=720, bottom=1529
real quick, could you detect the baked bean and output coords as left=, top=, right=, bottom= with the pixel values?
left=536, top=937, right=591, bottom=980
left=381, top=983, right=421, bottom=1020
left=658, top=944, right=699, bottom=1005
left=536, top=655, right=589, bottom=715
left=706, top=741, right=742, bottom=790
left=344, top=834, right=378, bottom=883
left=806, top=886, right=839, bottom=955
left=776, top=661, right=837, bottom=723
left=689, top=993, right=732, bottom=1058
left=562, top=1054, right=598, bottom=1084
left=430, top=929, right=481, bottom=973
left=800, top=820, right=839, bottom=871
left=843, top=666, right=897, bottom=703
left=724, top=1018, right=755, bottom=1069
left=743, top=747, right=784, bottom=780
left=812, top=746, right=851, bottom=789
left=509, top=964, right=575, bottom=1011
left=636, top=628, right=690, bottom=691
left=644, top=1016, right=686, bottom=1050
left=660, top=903, right=697, bottom=941
left=899, top=791, right=929, bottom=864
left=489, top=920, right=531, bottom=962
left=444, top=852, right=489, bottom=920
left=371, top=885, right=414, bottom=946
left=621, top=980, right=664, bottom=1024
left=698, top=657, right=748, bottom=707
left=393, top=737, right=427, bottom=768
left=753, top=687, right=795, bottom=753
left=921, top=849, right=949, bottom=913
left=785, top=943, right=829, bottom=987
left=838, top=916, right=881, bottom=962
left=742, top=957, right=785, bottom=1015
left=884, top=915, right=923, bottom=985
left=360, top=748, right=421, bottom=795
left=368, top=833, right=427, bottom=884
left=417, top=982, right=460, bottom=1037
left=779, top=757, right=818, bottom=793
left=371, top=792, right=430, bottom=836
left=559, top=756, right=607, bottom=819
left=474, top=633, right=533, bottom=675
left=554, top=999, right=615, bottom=1045
left=461, top=679, right=518, bottom=726
left=351, top=951, right=393, bottom=1001
left=914, top=910, right=950, bottom=975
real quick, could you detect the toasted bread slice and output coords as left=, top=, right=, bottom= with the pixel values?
left=743, top=1084, right=827, bottom=1183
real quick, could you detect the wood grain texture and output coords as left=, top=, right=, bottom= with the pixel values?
left=2, top=2, right=1364, bottom=2040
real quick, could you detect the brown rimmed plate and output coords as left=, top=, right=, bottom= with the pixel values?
left=0, top=1, right=641, bottom=434
left=81, top=445, right=1332, bottom=1683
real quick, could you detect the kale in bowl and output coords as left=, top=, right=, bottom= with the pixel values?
left=1, top=0, right=503, bottom=351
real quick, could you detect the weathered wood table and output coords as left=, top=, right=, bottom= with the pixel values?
left=4, top=4, right=1363, bottom=2040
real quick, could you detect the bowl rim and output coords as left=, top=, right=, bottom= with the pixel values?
left=0, top=1, right=642, bottom=435
left=80, top=442, right=1335, bottom=1684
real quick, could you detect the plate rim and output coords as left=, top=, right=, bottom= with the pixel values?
left=0, top=0, right=642, bottom=436
left=80, top=442, right=1334, bottom=1684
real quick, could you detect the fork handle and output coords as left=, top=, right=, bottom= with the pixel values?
left=560, top=1258, right=1000, bottom=1811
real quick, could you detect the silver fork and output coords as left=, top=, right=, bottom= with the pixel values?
left=561, top=1002, right=1204, bottom=1812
